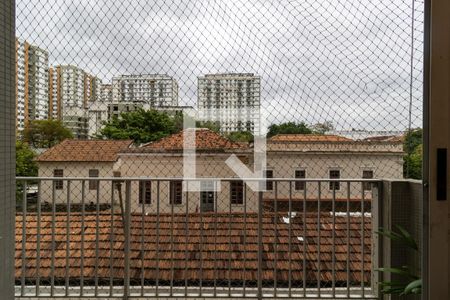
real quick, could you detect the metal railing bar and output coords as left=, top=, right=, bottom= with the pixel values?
left=243, top=184, right=247, bottom=296
left=257, top=191, right=263, bottom=300
left=16, top=176, right=383, bottom=183
left=124, top=181, right=131, bottom=298
left=303, top=183, right=307, bottom=297
left=213, top=182, right=218, bottom=297
left=65, top=180, right=71, bottom=297
left=94, top=181, right=100, bottom=296
left=156, top=181, right=160, bottom=297
left=228, top=185, right=232, bottom=297
left=21, top=181, right=27, bottom=297
left=274, top=181, right=278, bottom=298
left=185, top=181, right=189, bottom=297
left=36, top=180, right=41, bottom=296
left=332, top=185, right=336, bottom=298
left=317, top=181, right=321, bottom=298
left=361, top=183, right=365, bottom=298
left=109, top=180, right=115, bottom=297
left=346, top=181, right=351, bottom=299
left=80, top=180, right=85, bottom=297
left=288, top=182, right=292, bottom=298
left=170, top=184, right=175, bottom=296
left=199, top=192, right=204, bottom=297
left=50, top=181, right=56, bottom=296
left=140, top=182, right=145, bottom=297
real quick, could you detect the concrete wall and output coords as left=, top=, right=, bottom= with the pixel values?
left=266, top=152, right=403, bottom=199
left=0, top=0, right=16, bottom=298
left=379, top=180, right=422, bottom=300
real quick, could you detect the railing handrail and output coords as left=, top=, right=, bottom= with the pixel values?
left=16, top=176, right=383, bottom=182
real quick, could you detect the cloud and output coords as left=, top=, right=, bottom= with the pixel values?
left=16, top=0, right=423, bottom=131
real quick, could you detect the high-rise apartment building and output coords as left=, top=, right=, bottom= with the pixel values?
left=197, top=73, right=261, bottom=134
left=48, top=65, right=100, bottom=139
left=99, top=83, right=113, bottom=103
left=112, top=74, right=178, bottom=106
left=15, top=38, right=49, bottom=132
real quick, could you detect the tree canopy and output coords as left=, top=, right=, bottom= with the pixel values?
left=99, top=109, right=178, bottom=144
left=16, top=141, right=37, bottom=177
left=23, top=119, right=73, bottom=148
left=311, top=121, right=334, bottom=134
left=226, top=131, right=254, bottom=143
left=403, top=128, right=422, bottom=179
left=267, top=121, right=313, bottom=137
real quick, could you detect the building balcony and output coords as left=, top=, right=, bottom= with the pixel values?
left=14, top=177, right=421, bottom=299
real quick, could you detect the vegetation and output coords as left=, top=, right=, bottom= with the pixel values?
left=99, top=109, right=178, bottom=144
left=403, top=128, right=422, bottom=179
left=376, top=226, right=421, bottom=295
left=227, top=131, right=254, bottom=143
left=16, top=141, right=38, bottom=177
left=196, top=120, right=221, bottom=133
left=311, top=121, right=334, bottom=134
left=267, top=121, right=313, bottom=137
left=23, top=119, right=73, bottom=148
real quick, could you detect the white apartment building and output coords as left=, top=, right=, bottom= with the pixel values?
left=198, top=73, right=261, bottom=134
left=15, top=38, right=49, bottom=132
left=112, top=74, right=178, bottom=106
left=99, top=83, right=113, bottom=103
left=48, top=65, right=100, bottom=139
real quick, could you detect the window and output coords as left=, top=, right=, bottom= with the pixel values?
left=170, top=181, right=183, bottom=205
left=329, top=169, right=340, bottom=190
left=264, top=169, right=273, bottom=191
left=88, top=169, right=99, bottom=190
left=295, top=169, right=306, bottom=190
left=53, top=169, right=63, bottom=190
left=230, top=180, right=244, bottom=205
left=139, top=181, right=152, bottom=204
left=362, top=170, right=374, bottom=191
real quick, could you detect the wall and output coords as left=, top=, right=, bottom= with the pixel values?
left=0, top=0, right=16, bottom=298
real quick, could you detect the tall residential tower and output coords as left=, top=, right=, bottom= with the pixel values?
left=15, top=38, right=49, bottom=132
left=197, top=73, right=261, bottom=134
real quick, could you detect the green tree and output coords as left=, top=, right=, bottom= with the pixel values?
left=23, top=119, right=73, bottom=148
left=16, top=141, right=38, bottom=177
left=99, top=109, right=178, bottom=144
left=403, top=128, right=422, bottom=179
left=227, top=131, right=254, bottom=143
left=267, top=121, right=313, bottom=137
left=196, top=120, right=221, bottom=133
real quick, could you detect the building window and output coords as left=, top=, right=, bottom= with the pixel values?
left=230, top=180, right=244, bottom=205
left=295, top=169, right=306, bottom=191
left=53, top=169, right=63, bottom=190
left=362, top=170, right=374, bottom=191
left=170, top=181, right=183, bottom=205
left=264, top=169, right=273, bottom=191
left=329, top=169, right=340, bottom=190
left=88, top=169, right=99, bottom=190
left=139, top=181, right=152, bottom=204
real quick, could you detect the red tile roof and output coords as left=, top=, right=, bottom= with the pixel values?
left=269, top=134, right=353, bottom=143
left=126, top=128, right=247, bottom=153
left=15, top=212, right=371, bottom=286
left=36, top=139, right=133, bottom=162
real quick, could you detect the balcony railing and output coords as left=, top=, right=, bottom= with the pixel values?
left=15, top=177, right=382, bottom=299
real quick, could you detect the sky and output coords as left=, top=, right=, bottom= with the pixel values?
left=16, top=0, right=424, bottom=132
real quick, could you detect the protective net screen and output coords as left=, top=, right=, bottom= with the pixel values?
left=15, top=0, right=424, bottom=298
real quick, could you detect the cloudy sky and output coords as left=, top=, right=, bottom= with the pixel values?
left=16, top=0, right=424, bottom=132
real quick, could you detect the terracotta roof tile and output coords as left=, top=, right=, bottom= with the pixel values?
left=16, top=212, right=371, bottom=286
left=36, top=139, right=133, bottom=162
left=125, top=128, right=246, bottom=153
left=269, top=134, right=353, bottom=143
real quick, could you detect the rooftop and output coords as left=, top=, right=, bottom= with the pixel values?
left=36, top=139, right=133, bottom=162
left=269, top=134, right=353, bottom=143
left=15, top=212, right=371, bottom=286
left=124, top=128, right=247, bottom=153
